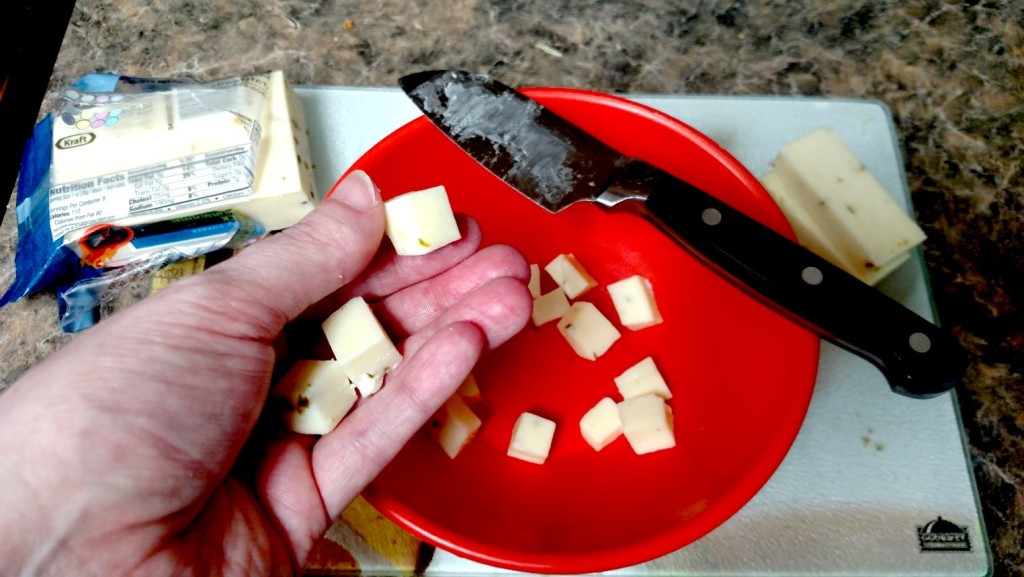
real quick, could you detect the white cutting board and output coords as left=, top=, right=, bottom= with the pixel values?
left=296, top=86, right=991, bottom=577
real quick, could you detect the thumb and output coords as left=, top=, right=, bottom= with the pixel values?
left=190, top=170, right=384, bottom=338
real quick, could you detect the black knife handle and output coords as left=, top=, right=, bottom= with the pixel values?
left=604, top=161, right=967, bottom=398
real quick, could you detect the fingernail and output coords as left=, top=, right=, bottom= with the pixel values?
left=338, top=170, right=381, bottom=210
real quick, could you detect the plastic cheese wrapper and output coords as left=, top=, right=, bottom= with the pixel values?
left=1, top=70, right=318, bottom=331
left=55, top=211, right=263, bottom=332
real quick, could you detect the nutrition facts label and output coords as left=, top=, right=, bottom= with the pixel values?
left=46, top=72, right=272, bottom=241
left=48, top=144, right=256, bottom=240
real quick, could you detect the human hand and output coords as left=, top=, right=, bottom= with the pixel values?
left=0, top=171, right=532, bottom=576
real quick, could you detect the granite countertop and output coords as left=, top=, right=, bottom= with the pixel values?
left=1, top=0, right=1021, bottom=574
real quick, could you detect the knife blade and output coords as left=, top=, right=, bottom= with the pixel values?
left=398, top=69, right=967, bottom=399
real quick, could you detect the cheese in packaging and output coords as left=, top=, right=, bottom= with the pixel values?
left=1, top=70, right=318, bottom=331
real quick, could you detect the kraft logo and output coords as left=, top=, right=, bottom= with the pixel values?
left=56, top=133, right=97, bottom=150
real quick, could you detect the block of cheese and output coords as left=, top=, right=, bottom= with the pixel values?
left=557, top=301, right=621, bottom=361
left=322, top=296, right=402, bottom=397
left=618, top=393, right=676, bottom=455
left=532, top=287, right=571, bottom=327
left=607, top=275, right=663, bottom=330
left=272, top=359, right=358, bottom=435
left=233, top=70, right=318, bottom=231
left=614, top=356, right=672, bottom=400
left=579, top=397, right=623, bottom=451
left=544, top=253, right=597, bottom=299
left=507, top=412, right=557, bottom=464
left=455, top=373, right=482, bottom=404
left=527, top=264, right=542, bottom=298
left=761, top=170, right=859, bottom=270
left=767, top=128, right=925, bottom=281
left=428, top=394, right=483, bottom=459
left=761, top=170, right=911, bottom=285
left=49, top=89, right=253, bottom=190
left=384, top=185, right=462, bottom=256
left=48, top=70, right=318, bottom=240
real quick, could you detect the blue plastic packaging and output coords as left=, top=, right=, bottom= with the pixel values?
left=1, top=72, right=269, bottom=331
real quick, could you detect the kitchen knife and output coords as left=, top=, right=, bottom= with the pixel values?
left=398, top=69, right=967, bottom=399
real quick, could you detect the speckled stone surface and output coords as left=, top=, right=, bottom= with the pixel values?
left=1, top=0, right=1021, bottom=574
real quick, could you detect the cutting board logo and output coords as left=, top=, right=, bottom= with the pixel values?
left=917, top=516, right=971, bottom=552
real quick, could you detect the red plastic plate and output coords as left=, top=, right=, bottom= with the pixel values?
left=333, top=88, right=819, bottom=574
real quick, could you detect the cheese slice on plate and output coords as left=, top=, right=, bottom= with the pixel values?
left=768, top=128, right=925, bottom=274
left=762, top=128, right=924, bottom=285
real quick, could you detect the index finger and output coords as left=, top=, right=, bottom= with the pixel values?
left=191, top=170, right=385, bottom=340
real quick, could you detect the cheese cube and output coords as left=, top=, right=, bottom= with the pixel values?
left=428, top=394, right=482, bottom=459
left=761, top=170, right=909, bottom=285
left=579, top=397, right=623, bottom=451
left=614, top=356, right=672, bottom=400
left=507, top=412, right=557, bottom=464
left=527, top=264, right=541, bottom=298
left=384, top=185, right=462, bottom=256
left=322, top=296, right=402, bottom=397
left=272, top=360, right=358, bottom=435
left=618, top=394, right=676, bottom=455
left=607, top=275, right=663, bottom=330
left=770, top=128, right=926, bottom=271
left=456, top=373, right=482, bottom=404
left=544, top=253, right=597, bottom=299
left=532, top=287, right=571, bottom=327
left=557, top=301, right=621, bottom=361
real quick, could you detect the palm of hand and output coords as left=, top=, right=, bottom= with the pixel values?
left=0, top=173, right=531, bottom=576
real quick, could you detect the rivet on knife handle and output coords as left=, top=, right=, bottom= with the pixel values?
left=604, top=160, right=968, bottom=398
